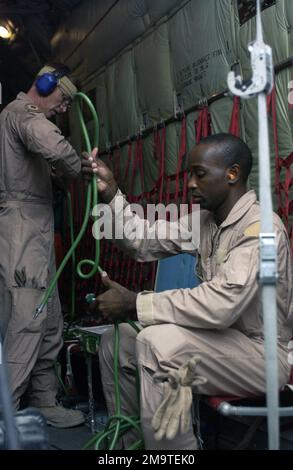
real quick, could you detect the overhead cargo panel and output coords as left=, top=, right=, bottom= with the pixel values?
left=168, top=0, right=236, bottom=106
left=145, top=0, right=182, bottom=23
left=134, top=21, right=174, bottom=123
left=105, top=50, right=140, bottom=144
left=52, top=0, right=184, bottom=84
left=284, top=0, right=293, bottom=51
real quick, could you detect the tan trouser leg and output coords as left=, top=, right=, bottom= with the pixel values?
left=136, top=324, right=290, bottom=449
left=28, top=287, right=63, bottom=407
left=4, top=286, right=48, bottom=409
left=2, top=204, right=62, bottom=408
left=99, top=322, right=290, bottom=450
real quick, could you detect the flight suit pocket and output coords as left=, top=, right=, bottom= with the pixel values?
left=8, top=287, right=47, bottom=334
left=5, top=332, right=42, bottom=364
left=5, top=287, right=47, bottom=364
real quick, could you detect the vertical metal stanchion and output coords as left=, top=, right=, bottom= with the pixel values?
left=227, top=0, right=279, bottom=449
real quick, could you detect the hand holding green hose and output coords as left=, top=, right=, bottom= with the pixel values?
left=34, top=92, right=102, bottom=319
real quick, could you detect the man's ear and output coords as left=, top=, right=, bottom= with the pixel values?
left=226, top=164, right=240, bottom=185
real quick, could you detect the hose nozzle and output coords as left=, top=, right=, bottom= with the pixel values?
left=85, top=293, right=96, bottom=304
left=34, top=303, right=44, bottom=319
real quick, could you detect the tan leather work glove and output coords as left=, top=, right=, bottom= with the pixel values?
left=151, top=356, right=207, bottom=441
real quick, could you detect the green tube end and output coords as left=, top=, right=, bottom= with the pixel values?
left=85, top=293, right=96, bottom=304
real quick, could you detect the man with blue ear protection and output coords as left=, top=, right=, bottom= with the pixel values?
left=0, top=63, right=85, bottom=428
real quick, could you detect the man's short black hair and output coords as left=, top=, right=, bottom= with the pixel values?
left=199, top=133, right=253, bottom=182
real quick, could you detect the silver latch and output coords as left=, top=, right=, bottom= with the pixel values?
left=259, top=233, right=278, bottom=284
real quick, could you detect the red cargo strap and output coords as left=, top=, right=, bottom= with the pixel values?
left=130, top=136, right=144, bottom=198
left=54, top=232, right=64, bottom=268
left=124, top=140, right=133, bottom=189
left=229, top=97, right=240, bottom=137
left=268, top=88, right=293, bottom=251
left=277, top=152, right=293, bottom=228
left=267, top=88, right=280, bottom=195
left=154, top=125, right=166, bottom=203
left=175, top=116, right=187, bottom=201
left=138, top=136, right=144, bottom=196
left=113, top=145, right=121, bottom=182
left=194, top=106, right=211, bottom=144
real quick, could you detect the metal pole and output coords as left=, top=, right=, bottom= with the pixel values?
left=256, top=0, right=279, bottom=449
left=227, top=0, right=279, bottom=449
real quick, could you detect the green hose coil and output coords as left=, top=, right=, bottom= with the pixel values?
left=34, top=92, right=102, bottom=318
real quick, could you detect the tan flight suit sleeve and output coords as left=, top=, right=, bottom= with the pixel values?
left=137, top=233, right=261, bottom=328
left=19, top=113, right=81, bottom=178
left=104, top=189, right=199, bottom=261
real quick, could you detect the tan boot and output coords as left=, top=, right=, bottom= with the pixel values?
left=35, top=404, right=85, bottom=428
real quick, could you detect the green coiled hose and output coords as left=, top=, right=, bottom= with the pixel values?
left=33, top=91, right=143, bottom=450
left=34, top=92, right=102, bottom=319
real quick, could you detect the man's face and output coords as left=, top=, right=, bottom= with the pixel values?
left=43, top=87, right=72, bottom=119
left=188, top=144, right=230, bottom=212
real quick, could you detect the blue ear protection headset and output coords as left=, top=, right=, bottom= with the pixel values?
left=35, top=66, right=70, bottom=97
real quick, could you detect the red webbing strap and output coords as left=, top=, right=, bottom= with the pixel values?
left=268, top=88, right=293, bottom=251
left=124, top=141, right=133, bottom=190
left=108, top=243, right=115, bottom=273
left=192, top=105, right=212, bottom=202
left=125, top=258, right=133, bottom=287
left=102, top=240, right=111, bottom=276
left=119, top=252, right=127, bottom=285
left=154, top=126, right=166, bottom=204
left=143, top=190, right=157, bottom=288
left=268, top=89, right=293, bottom=223
left=229, top=97, right=241, bottom=137
left=112, top=246, right=121, bottom=282
left=175, top=117, right=187, bottom=200
left=54, top=232, right=64, bottom=269
left=165, top=175, right=171, bottom=205
left=119, top=138, right=141, bottom=287
left=138, top=259, right=144, bottom=290
left=129, top=138, right=140, bottom=198
left=160, top=127, right=166, bottom=203
left=278, top=152, right=293, bottom=228
left=137, top=136, right=144, bottom=196
left=133, top=193, right=144, bottom=291
left=113, top=146, right=121, bottom=182
left=100, top=239, right=107, bottom=275
left=267, top=88, right=280, bottom=197
left=194, top=106, right=211, bottom=144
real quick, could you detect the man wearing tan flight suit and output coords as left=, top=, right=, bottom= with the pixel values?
left=82, top=133, right=293, bottom=449
left=0, top=64, right=85, bottom=427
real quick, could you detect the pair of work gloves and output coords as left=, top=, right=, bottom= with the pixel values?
left=151, top=356, right=207, bottom=441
